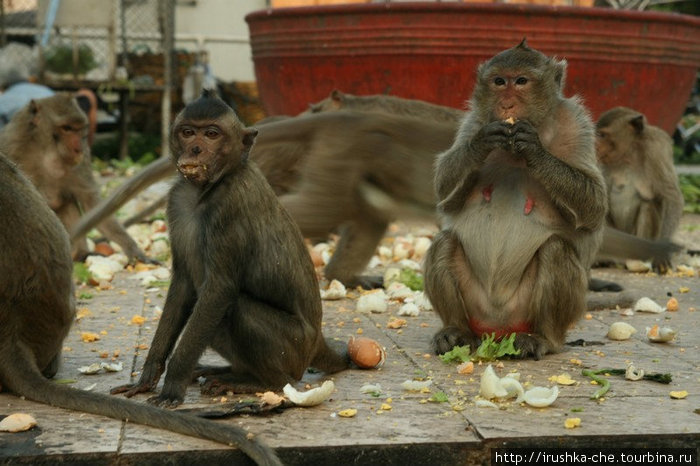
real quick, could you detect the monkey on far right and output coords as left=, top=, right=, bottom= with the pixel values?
left=596, top=107, right=684, bottom=271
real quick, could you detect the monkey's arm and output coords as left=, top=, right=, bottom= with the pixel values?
left=111, top=271, right=196, bottom=397
left=512, top=120, right=606, bottom=230
left=435, top=120, right=511, bottom=210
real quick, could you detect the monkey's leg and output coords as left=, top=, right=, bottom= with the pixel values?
left=635, top=201, right=670, bottom=272
left=521, top=238, right=588, bottom=359
left=424, top=230, right=481, bottom=354
left=280, top=189, right=387, bottom=288
left=324, top=217, right=389, bottom=289
left=202, top=295, right=316, bottom=396
left=588, top=277, right=623, bottom=292
left=56, top=201, right=91, bottom=260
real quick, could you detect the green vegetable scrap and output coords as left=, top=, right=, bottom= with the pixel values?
left=429, top=391, right=449, bottom=403
left=473, top=333, right=520, bottom=361
left=398, top=268, right=424, bottom=291
left=582, top=368, right=673, bottom=400
left=439, top=345, right=471, bottom=363
left=439, top=333, right=521, bottom=364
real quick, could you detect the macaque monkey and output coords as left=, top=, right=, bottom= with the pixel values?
left=0, top=94, right=151, bottom=263
left=0, top=151, right=279, bottom=466
left=305, top=89, right=465, bottom=124
left=110, top=90, right=350, bottom=406
left=425, top=40, right=608, bottom=359
left=596, top=106, right=684, bottom=271
left=70, top=99, right=679, bottom=290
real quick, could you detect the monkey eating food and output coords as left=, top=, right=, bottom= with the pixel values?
left=0, top=94, right=152, bottom=263
left=0, top=150, right=279, bottom=465
left=110, top=90, right=350, bottom=407
left=424, top=40, right=608, bottom=359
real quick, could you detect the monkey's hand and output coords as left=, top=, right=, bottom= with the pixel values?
left=510, top=120, right=545, bottom=161
left=469, top=121, right=512, bottom=163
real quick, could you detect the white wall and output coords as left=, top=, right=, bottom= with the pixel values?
left=175, top=0, right=267, bottom=82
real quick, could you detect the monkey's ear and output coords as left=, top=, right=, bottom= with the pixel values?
left=553, top=58, right=567, bottom=90
left=242, top=128, right=258, bottom=149
left=518, top=37, right=528, bottom=49
left=331, top=89, right=344, bottom=102
left=29, top=99, right=40, bottom=126
left=629, top=114, right=645, bottom=133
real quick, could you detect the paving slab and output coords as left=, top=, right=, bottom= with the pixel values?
left=1, top=217, right=699, bottom=465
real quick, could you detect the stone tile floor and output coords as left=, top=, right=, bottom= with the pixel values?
left=1, top=217, right=698, bottom=465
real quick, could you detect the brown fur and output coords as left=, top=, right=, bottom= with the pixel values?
left=0, top=94, right=151, bottom=263
left=425, top=41, right=608, bottom=359
left=596, top=106, right=684, bottom=270
left=0, top=150, right=279, bottom=466
left=69, top=95, right=680, bottom=290
left=110, top=91, right=349, bottom=407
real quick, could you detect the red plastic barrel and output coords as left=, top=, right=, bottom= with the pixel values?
left=246, top=2, right=700, bottom=133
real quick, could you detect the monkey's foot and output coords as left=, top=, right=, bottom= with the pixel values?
left=192, top=364, right=232, bottom=381
left=513, top=333, right=550, bottom=360
left=342, top=275, right=383, bottom=290
left=147, top=390, right=185, bottom=409
left=588, top=277, right=623, bottom=292
left=200, top=375, right=271, bottom=396
left=431, top=326, right=481, bottom=355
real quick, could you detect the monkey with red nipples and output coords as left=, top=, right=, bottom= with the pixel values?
left=424, top=40, right=608, bottom=359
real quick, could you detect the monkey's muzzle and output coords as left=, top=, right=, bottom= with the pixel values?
left=177, top=163, right=208, bottom=182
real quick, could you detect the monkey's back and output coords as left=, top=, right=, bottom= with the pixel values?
left=0, top=152, right=75, bottom=377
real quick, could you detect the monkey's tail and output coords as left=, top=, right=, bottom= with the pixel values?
left=4, top=359, right=282, bottom=466
left=70, top=156, right=174, bottom=241
left=599, top=227, right=683, bottom=263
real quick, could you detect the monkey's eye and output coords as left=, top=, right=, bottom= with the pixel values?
left=515, top=76, right=528, bottom=86
left=493, top=77, right=506, bottom=86
left=61, top=125, right=72, bottom=132
left=204, top=129, right=221, bottom=139
left=180, top=128, right=195, bottom=137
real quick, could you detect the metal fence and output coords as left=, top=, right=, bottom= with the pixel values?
left=0, top=0, right=174, bottom=84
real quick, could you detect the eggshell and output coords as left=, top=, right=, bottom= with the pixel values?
left=347, top=336, right=386, bottom=369
left=0, top=413, right=37, bottom=432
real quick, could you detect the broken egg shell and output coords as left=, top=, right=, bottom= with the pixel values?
left=646, top=325, right=676, bottom=343
left=401, top=379, right=433, bottom=391
left=355, top=290, right=388, bottom=313
left=475, top=399, right=499, bottom=409
left=397, top=302, right=420, bottom=317
left=78, top=363, right=103, bottom=374
left=283, top=380, right=335, bottom=407
left=100, top=361, right=123, bottom=372
left=625, top=364, right=644, bottom=381
left=0, top=413, right=37, bottom=432
left=522, top=385, right=559, bottom=408
left=607, top=322, right=637, bottom=341
left=320, top=279, right=347, bottom=300
left=347, top=336, right=386, bottom=369
left=634, top=297, right=665, bottom=314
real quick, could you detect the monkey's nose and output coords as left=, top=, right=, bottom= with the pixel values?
left=192, top=146, right=202, bottom=155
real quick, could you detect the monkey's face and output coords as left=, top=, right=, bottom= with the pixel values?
left=480, top=68, right=537, bottom=123
left=53, top=118, right=88, bottom=166
left=174, top=123, right=228, bottom=186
